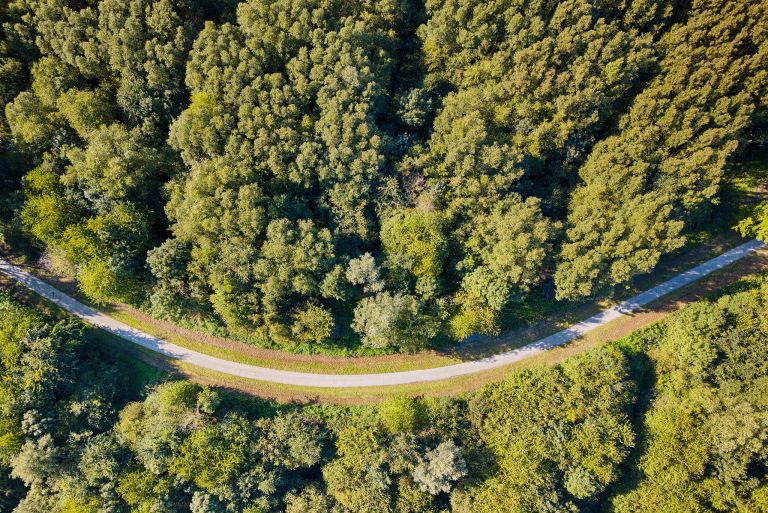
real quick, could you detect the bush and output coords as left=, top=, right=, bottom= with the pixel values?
left=379, top=396, right=425, bottom=434
left=77, top=258, right=132, bottom=305
left=291, top=303, right=335, bottom=344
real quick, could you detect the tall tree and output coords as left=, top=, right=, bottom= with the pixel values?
left=161, top=0, right=406, bottom=339
left=555, top=0, right=768, bottom=299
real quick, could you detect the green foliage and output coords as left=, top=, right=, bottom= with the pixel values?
left=612, top=277, right=768, bottom=512
left=395, top=479, right=437, bottom=513
left=456, top=346, right=636, bottom=512
left=157, top=0, right=405, bottom=343
left=2, top=11, right=768, bottom=513
left=20, top=165, right=76, bottom=244
left=76, top=258, right=131, bottom=305
left=147, top=238, right=191, bottom=289
left=116, top=380, right=203, bottom=472
left=258, top=412, right=324, bottom=469
left=3, top=275, right=768, bottom=511
left=2, top=0, right=191, bottom=325
left=0, top=48, right=26, bottom=145
left=460, top=196, right=557, bottom=303
left=116, top=469, right=173, bottom=511
left=171, top=420, right=249, bottom=491
left=420, top=0, right=658, bottom=230
left=379, top=396, right=425, bottom=434
left=56, top=87, right=114, bottom=138
left=0, top=292, right=147, bottom=511
left=5, top=91, right=61, bottom=148
left=59, top=223, right=107, bottom=265
left=323, top=424, right=391, bottom=512
left=30, top=56, right=79, bottom=109
left=352, top=292, right=439, bottom=350
left=255, top=219, right=337, bottom=313
left=0, top=296, right=39, bottom=466
left=555, top=0, right=768, bottom=299
left=2, top=0, right=768, bottom=355
left=63, top=123, right=168, bottom=210
left=447, top=305, right=500, bottom=341
left=168, top=91, right=234, bottom=164
left=381, top=209, right=448, bottom=299
left=451, top=195, right=559, bottom=336
left=285, top=485, right=334, bottom=513
left=5, top=55, right=81, bottom=150
left=96, top=0, right=202, bottom=136
left=291, top=303, right=336, bottom=345
left=737, top=201, right=768, bottom=242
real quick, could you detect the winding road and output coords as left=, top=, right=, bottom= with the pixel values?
left=0, top=239, right=765, bottom=388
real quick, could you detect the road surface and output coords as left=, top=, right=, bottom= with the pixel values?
left=0, top=239, right=764, bottom=388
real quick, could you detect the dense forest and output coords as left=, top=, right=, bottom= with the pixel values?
left=1, top=267, right=767, bottom=511
left=1, top=0, right=767, bottom=352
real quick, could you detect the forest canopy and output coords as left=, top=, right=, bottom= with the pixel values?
left=2, top=265, right=768, bottom=511
left=1, top=0, right=767, bottom=351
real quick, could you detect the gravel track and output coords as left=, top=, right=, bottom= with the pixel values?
left=1, top=239, right=764, bottom=388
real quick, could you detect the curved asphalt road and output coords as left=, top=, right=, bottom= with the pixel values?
left=0, top=239, right=764, bottom=388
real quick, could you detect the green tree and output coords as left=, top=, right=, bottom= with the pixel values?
left=612, top=281, right=768, bottom=512
left=379, top=396, right=425, bottom=434
left=96, top=0, right=203, bottom=136
left=116, top=381, right=204, bottom=473
left=451, top=195, right=558, bottom=337
left=381, top=209, right=448, bottom=299
left=555, top=0, right=768, bottom=299
left=171, top=418, right=250, bottom=491
left=346, top=252, right=385, bottom=294
left=737, top=200, right=768, bottom=242
left=76, top=258, right=130, bottom=305
left=352, top=292, right=438, bottom=350
left=5, top=90, right=63, bottom=149
left=323, top=424, right=392, bottom=513
left=412, top=440, right=467, bottom=495
left=64, top=123, right=169, bottom=211
left=56, top=87, right=114, bottom=138
left=168, top=91, right=234, bottom=165
left=164, top=0, right=405, bottom=337
left=455, top=346, right=635, bottom=512
left=257, top=412, right=324, bottom=470
left=0, top=44, right=26, bottom=145
left=419, top=0, right=657, bottom=218
left=20, top=163, right=77, bottom=245
left=291, top=303, right=336, bottom=345
left=285, top=485, right=334, bottom=513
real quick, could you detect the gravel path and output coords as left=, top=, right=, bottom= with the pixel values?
left=1, top=239, right=764, bottom=388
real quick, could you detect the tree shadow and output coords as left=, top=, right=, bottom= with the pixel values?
left=594, top=347, right=658, bottom=509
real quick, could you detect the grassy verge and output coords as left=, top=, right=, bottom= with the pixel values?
left=1, top=230, right=758, bottom=376
left=106, top=249, right=768, bottom=403
left=3, top=244, right=766, bottom=404
left=107, top=308, right=461, bottom=373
